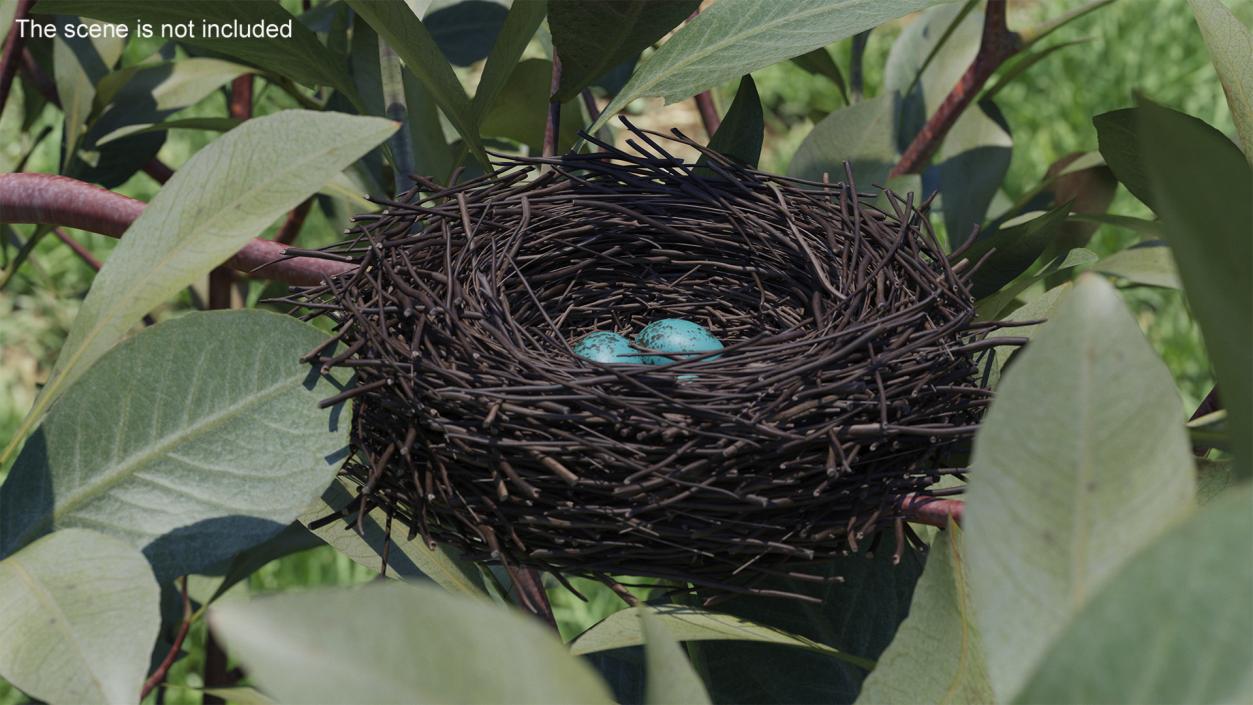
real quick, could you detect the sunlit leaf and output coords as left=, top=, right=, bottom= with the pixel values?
left=640, top=610, right=712, bottom=705
left=1189, top=0, right=1253, bottom=163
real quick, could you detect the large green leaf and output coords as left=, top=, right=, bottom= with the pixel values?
left=1, top=110, right=395, bottom=464
left=50, top=17, right=126, bottom=171
left=1094, top=108, right=1157, bottom=209
left=1138, top=100, right=1253, bottom=476
left=964, top=274, right=1197, bottom=702
left=855, top=527, right=993, bottom=705
left=548, top=0, right=699, bottom=103
left=346, top=0, right=488, bottom=169
left=961, top=204, right=1072, bottom=300
left=689, top=548, right=922, bottom=704
left=0, top=311, right=350, bottom=580
left=426, top=0, right=508, bottom=67
left=570, top=604, right=872, bottom=669
left=1092, top=243, right=1180, bottom=289
left=37, top=0, right=360, bottom=103
left=705, top=75, right=763, bottom=167
left=1016, top=486, right=1253, bottom=704
left=1189, top=0, right=1253, bottom=163
left=93, top=59, right=252, bottom=145
left=787, top=92, right=897, bottom=186
left=0, top=529, right=160, bottom=705
left=480, top=58, right=582, bottom=154
left=592, top=0, right=944, bottom=131
left=210, top=581, right=614, bottom=704
left=640, top=610, right=712, bottom=705
left=471, top=0, right=547, bottom=121
left=300, top=477, right=487, bottom=596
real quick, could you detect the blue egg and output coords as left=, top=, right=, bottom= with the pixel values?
left=573, top=331, right=638, bottom=364
left=635, top=319, right=723, bottom=366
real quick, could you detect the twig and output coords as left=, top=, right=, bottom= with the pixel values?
left=693, top=91, right=720, bottom=137
left=0, top=0, right=35, bottom=122
left=140, top=577, right=191, bottom=701
left=543, top=50, right=562, bottom=159
left=0, top=172, right=350, bottom=285
left=274, top=197, right=314, bottom=246
left=210, top=76, right=254, bottom=310
left=900, top=495, right=964, bottom=527
left=52, top=227, right=101, bottom=270
left=142, top=158, right=173, bottom=184
left=890, top=0, right=1020, bottom=177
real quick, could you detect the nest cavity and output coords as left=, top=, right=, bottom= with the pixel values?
left=291, top=123, right=1001, bottom=597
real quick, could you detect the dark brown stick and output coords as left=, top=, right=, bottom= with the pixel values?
left=543, top=51, right=562, bottom=159
left=693, top=91, right=720, bottom=137
left=890, top=0, right=1020, bottom=177
left=0, top=172, right=351, bottom=285
left=140, top=578, right=191, bottom=701
left=0, top=0, right=35, bottom=122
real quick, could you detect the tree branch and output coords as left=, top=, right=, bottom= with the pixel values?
left=0, top=0, right=35, bottom=122
left=900, top=495, right=964, bottom=527
left=543, top=50, right=562, bottom=159
left=890, top=0, right=1020, bottom=177
left=140, top=577, right=191, bottom=701
left=0, top=173, right=350, bottom=286
left=693, top=91, right=720, bottom=137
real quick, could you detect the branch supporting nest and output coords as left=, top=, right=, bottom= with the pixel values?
left=293, top=120, right=1007, bottom=598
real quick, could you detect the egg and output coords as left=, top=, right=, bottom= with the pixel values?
left=572, top=331, right=638, bottom=364
left=635, top=319, right=723, bottom=365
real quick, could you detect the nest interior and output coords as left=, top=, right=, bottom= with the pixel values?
left=292, top=124, right=1000, bottom=597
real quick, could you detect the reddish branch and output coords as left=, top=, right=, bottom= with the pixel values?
left=140, top=578, right=191, bottom=701
left=901, top=495, right=964, bottom=528
left=0, top=0, right=35, bottom=121
left=890, top=0, right=1021, bottom=177
left=0, top=172, right=350, bottom=286
left=693, top=91, right=721, bottom=137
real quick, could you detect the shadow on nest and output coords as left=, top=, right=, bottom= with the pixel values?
left=289, top=120, right=1010, bottom=601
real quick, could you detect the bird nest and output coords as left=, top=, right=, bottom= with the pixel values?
left=291, top=123, right=1004, bottom=598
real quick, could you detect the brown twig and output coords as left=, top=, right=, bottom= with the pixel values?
left=0, top=0, right=35, bottom=122
left=543, top=50, right=562, bottom=159
left=274, top=197, right=314, bottom=246
left=210, top=76, right=255, bottom=310
left=140, top=577, right=191, bottom=701
left=890, top=0, right=1020, bottom=177
left=51, top=227, right=101, bottom=271
left=0, top=172, right=350, bottom=285
left=900, top=495, right=964, bottom=527
left=693, top=91, right=720, bottom=137
left=142, top=159, right=173, bottom=185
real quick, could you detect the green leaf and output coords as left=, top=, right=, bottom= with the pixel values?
left=704, top=75, right=763, bottom=167
left=1, top=109, right=395, bottom=464
left=883, top=2, right=980, bottom=149
left=426, top=0, right=508, bottom=67
left=403, top=69, right=455, bottom=182
left=50, top=17, right=125, bottom=171
left=0, top=311, right=350, bottom=580
left=471, top=0, right=546, bottom=121
left=570, top=604, right=873, bottom=670
left=548, top=0, right=698, bottom=103
left=960, top=203, right=1072, bottom=300
left=790, top=47, right=848, bottom=104
left=855, top=527, right=994, bottom=705
left=1094, top=108, right=1157, bottom=209
left=480, top=58, right=581, bottom=154
left=92, top=59, right=252, bottom=145
left=787, top=92, right=897, bottom=186
left=1195, top=458, right=1234, bottom=505
left=980, top=281, right=1071, bottom=387
left=1138, top=99, right=1253, bottom=476
left=964, top=274, right=1197, bottom=701
left=210, top=581, right=615, bottom=704
left=0, top=529, right=160, bottom=705
left=934, top=101, right=1012, bottom=248
left=688, top=548, right=921, bottom=704
left=1015, top=486, right=1253, bottom=704
left=97, top=116, right=243, bottom=144
left=37, top=0, right=360, bottom=104
left=300, top=477, right=487, bottom=596
left=640, top=610, right=712, bottom=705
left=1092, top=244, right=1180, bottom=289
left=1066, top=212, right=1161, bottom=237
left=592, top=0, right=944, bottom=131
left=347, top=0, right=489, bottom=170
left=1189, top=0, right=1253, bottom=163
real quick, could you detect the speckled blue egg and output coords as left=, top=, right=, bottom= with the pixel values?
left=635, top=319, right=723, bottom=365
left=573, top=331, right=638, bottom=364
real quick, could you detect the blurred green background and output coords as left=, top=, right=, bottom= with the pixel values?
left=0, top=0, right=1242, bottom=701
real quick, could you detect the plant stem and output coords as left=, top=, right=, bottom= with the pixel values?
left=890, top=0, right=1020, bottom=177
left=900, top=495, right=964, bottom=527
left=543, top=50, right=562, bottom=159
left=0, top=0, right=35, bottom=123
left=210, top=76, right=254, bottom=310
left=0, top=172, right=349, bottom=285
left=140, top=578, right=191, bottom=701
left=694, top=90, right=720, bottom=137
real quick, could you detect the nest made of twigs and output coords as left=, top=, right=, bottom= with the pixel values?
left=289, top=121, right=1004, bottom=598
